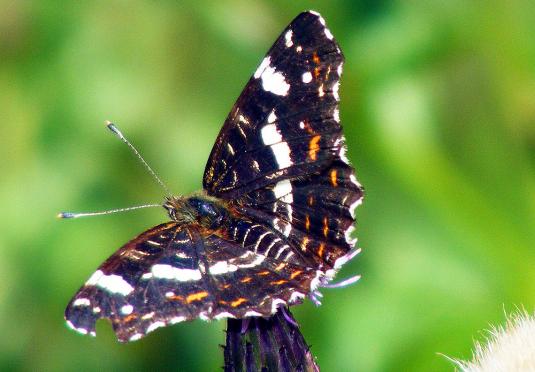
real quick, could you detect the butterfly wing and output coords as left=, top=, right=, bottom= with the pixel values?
left=65, top=223, right=316, bottom=342
left=203, top=11, right=347, bottom=198
left=203, top=11, right=363, bottom=272
left=65, top=11, right=363, bottom=343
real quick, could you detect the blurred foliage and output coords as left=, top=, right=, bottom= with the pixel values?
left=1, top=1, right=534, bottom=371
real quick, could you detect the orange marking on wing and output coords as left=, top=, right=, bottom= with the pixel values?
left=257, top=270, right=270, bottom=276
left=240, top=277, right=252, bottom=283
left=300, top=236, right=309, bottom=251
left=275, top=262, right=287, bottom=271
left=219, top=300, right=228, bottom=305
left=318, top=242, right=325, bottom=258
left=186, top=291, right=209, bottom=303
left=312, top=53, right=322, bottom=78
left=312, top=52, right=320, bottom=65
left=308, top=135, right=321, bottom=160
left=222, top=284, right=231, bottom=289
left=307, top=195, right=314, bottom=206
left=270, top=279, right=287, bottom=285
left=231, top=298, right=247, bottom=307
left=167, top=295, right=184, bottom=301
left=290, top=270, right=303, bottom=279
left=123, top=314, right=137, bottom=322
left=322, top=217, right=329, bottom=238
left=302, top=119, right=315, bottom=135
left=330, top=169, right=338, bottom=187
left=305, top=215, right=310, bottom=231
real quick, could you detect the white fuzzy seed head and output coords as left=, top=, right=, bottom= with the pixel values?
left=448, top=310, right=535, bottom=371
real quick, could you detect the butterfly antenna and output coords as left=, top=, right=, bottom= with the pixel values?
left=105, top=121, right=173, bottom=196
left=57, top=203, right=161, bottom=219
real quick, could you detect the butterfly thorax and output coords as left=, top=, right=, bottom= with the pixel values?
left=163, top=194, right=229, bottom=229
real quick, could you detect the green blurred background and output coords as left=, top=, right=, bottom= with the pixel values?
left=1, top=1, right=534, bottom=371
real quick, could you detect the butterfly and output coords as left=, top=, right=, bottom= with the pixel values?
left=64, top=10, right=363, bottom=342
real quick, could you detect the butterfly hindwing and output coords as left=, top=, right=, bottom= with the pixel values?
left=239, top=160, right=363, bottom=270
left=66, top=222, right=316, bottom=342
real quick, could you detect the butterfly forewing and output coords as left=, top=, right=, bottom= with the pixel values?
left=203, top=11, right=346, bottom=198
left=203, top=11, right=362, bottom=270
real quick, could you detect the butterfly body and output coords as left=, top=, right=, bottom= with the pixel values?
left=65, top=10, right=363, bottom=342
left=163, top=194, right=229, bottom=228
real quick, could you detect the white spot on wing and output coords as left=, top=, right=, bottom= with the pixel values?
left=324, top=27, right=334, bottom=40
left=244, top=310, right=262, bottom=317
left=169, top=316, right=187, bottom=324
left=302, top=72, right=313, bottom=83
left=349, top=198, right=363, bottom=218
left=66, top=320, right=76, bottom=331
left=270, top=142, right=292, bottom=169
left=73, top=298, right=91, bottom=307
left=256, top=59, right=290, bottom=96
left=344, top=225, right=357, bottom=246
left=146, top=321, right=165, bottom=334
left=310, top=270, right=323, bottom=292
left=333, top=108, right=340, bottom=122
left=350, top=174, right=361, bottom=187
left=261, top=123, right=281, bottom=146
left=141, top=272, right=153, bottom=279
left=271, top=298, right=287, bottom=313
left=267, top=110, right=277, bottom=123
left=333, top=81, right=340, bottom=101
left=214, top=312, right=236, bottom=320
left=254, top=56, right=271, bottom=79
left=85, top=270, right=103, bottom=286
left=121, top=304, right=134, bottom=315
left=290, top=291, right=305, bottom=302
left=273, top=179, right=294, bottom=227
left=142, top=311, right=155, bottom=320
left=227, top=143, right=235, bottom=156
left=76, top=327, right=88, bottom=335
left=209, top=261, right=238, bottom=275
left=151, top=264, right=202, bottom=282
left=273, top=179, right=292, bottom=200
left=129, top=333, right=143, bottom=341
left=337, top=63, right=343, bottom=76
left=261, top=123, right=293, bottom=169
left=86, top=270, right=134, bottom=296
left=284, top=29, right=293, bottom=47
left=238, top=254, right=265, bottom=269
